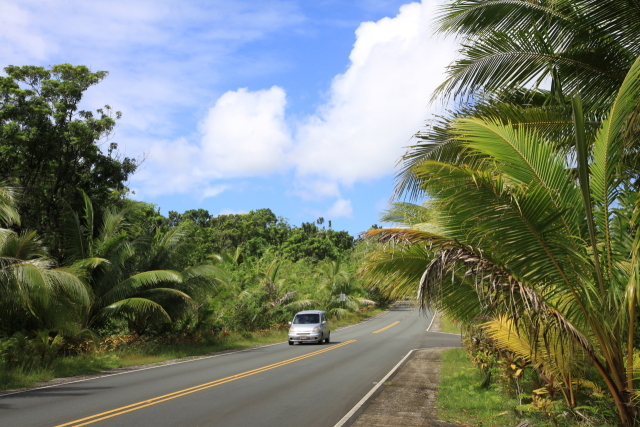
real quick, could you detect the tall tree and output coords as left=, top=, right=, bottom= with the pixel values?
left=0, top=64, right=137, bottom=251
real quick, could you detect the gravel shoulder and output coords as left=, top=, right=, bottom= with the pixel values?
left=348, top=314, right=464, bottom=427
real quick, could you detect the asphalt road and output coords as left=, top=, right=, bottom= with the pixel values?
left=0, top=306, right=461, bottom=427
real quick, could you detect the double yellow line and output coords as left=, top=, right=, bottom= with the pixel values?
left=55, top=340, right=357, bottom=427
left=372, top=321, right=400, bottom=334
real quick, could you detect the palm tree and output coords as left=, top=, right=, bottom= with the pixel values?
left=362, top=56, right=640, bottom=425
left=317, top=258, right=375, bottom=318
left=0, top=185, right=90, bottom=335
left=63, top=193, right=224, bottom=332
left=0, top=184, right=20, bottom=227
left=231, top=258, right=313, bottom=330
left=257, top=259, right=312, bottom=315
left=482, top=315, right=588, bottom=408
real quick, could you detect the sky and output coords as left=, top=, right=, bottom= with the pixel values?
left=0, top=0, right=457, bottom=236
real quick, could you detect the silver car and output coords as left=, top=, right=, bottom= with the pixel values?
left=288, top=310, right=330, bottom=345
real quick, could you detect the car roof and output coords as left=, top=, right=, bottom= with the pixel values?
left=294, top=310, right=325, bottom=315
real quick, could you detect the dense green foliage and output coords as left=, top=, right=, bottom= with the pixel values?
left=169, top=208, right=354, bottom=263
left=0, top=64, right=138, bottom=254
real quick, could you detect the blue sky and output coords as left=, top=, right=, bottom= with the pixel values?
left=1, top=0, right=456, bottom=236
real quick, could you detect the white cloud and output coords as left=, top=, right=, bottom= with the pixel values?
left=2, top=0, right=457, bottom=208
left=289, top=180, right=342, bottom=201
left=0, top=0, right=303, bottom=155
left=129, top=0, right=457, bottom=216
left=293, top=1, right=456, bottom=184
left=199, top=86, right=292, bottom=177
left=131, top=86, right=291, bottom=197
left=131, top=137, right=202, bottom=197
left=0, top=0, right=48, bottom=63
left=202, top=185, right=231, bottom=199
left=326, top=199, right=354, bottom=219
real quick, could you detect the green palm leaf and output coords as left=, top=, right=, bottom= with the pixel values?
left=96, top=298, right=171, bottom=323
left=0, top=184, right=20, bottom=227
left=589, top=55, right=640, bottom=275
left=100, top=270, right=183, bottom=307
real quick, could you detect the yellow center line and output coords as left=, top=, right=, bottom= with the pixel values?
left=372, top=321, right=400, bottom=334
left=54, top=340, right=357, bottom=427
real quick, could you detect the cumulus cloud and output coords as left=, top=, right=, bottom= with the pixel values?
left=326, top=199, right=354, bottom=219
left=199, top=87, right=292, bottom=177
left=2, top=0, right=457, bottom=214
left=0, top=0, right=303, bottom=153
left=292, top=1, right=456, bottom=184
left=289, top=180, right=342, bottom=201
left=133, top=0, right=457, bottom=213
left=131, top=86, right=291, bottom=197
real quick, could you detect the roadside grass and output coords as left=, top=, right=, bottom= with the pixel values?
left=438, top=314, right=462, bottom=334
left=331, top=307, right=385, bottom=329
left=0, top=310, right=384, bottom=392
left=437, top=348, right=522, bottom=427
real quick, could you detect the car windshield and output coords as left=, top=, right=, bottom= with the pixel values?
left=293, top=314, right=320, bottom=324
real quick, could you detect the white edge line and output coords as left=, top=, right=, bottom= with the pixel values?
left=426, top=309, right=437, bottom=332
left=0, top=309, right=397, bottom=398
left=333, top=348, right=422, bottom=427
left=425, top=311, right=462, bottom=335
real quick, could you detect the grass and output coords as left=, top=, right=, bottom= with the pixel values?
left=0, top=330, right=290, bottom=391
left=0, top=310, right=384, bottom=392
left=436, top=348, right=521, bottom=427
left=331, top=307, right=385, bottom=329
left=438, top=314, right=463, bottom=334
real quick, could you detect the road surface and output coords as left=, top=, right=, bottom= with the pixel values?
left=0, top=306, right=461, bottom=427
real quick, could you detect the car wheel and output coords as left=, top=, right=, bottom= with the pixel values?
left=289, top=341, right=293, bottom=345
left=317, top=336, right=323, bottom=345
left=325, top=333, right=330, bottom=344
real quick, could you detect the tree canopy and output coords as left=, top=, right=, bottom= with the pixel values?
left=0, top=64, right=137, bottom=253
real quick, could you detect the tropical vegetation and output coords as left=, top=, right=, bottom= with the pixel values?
left=0, top=64, right=381, bottom=390
left=361, top=0, right=640, bottom=425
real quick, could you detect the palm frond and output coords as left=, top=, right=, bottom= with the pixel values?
left=100, top=270, right=183, bottom=307
left=95, top=298, right=171, bottom=323
left=0, top=184, right=20, bottom=227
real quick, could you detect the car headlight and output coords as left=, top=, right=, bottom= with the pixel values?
left=312, top=326, right=320, bottom=332
left=289, top=327, right=296, bottom=333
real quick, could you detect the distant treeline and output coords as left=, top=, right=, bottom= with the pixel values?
left=167, top=208, right=355, bottom=264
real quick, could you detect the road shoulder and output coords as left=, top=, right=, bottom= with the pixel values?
left=347, top=314, right=463, bottom=427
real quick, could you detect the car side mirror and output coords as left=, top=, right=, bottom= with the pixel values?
left=322, top=321, right=326, bottom=324
left=288, top=321, right=292, bottom=325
